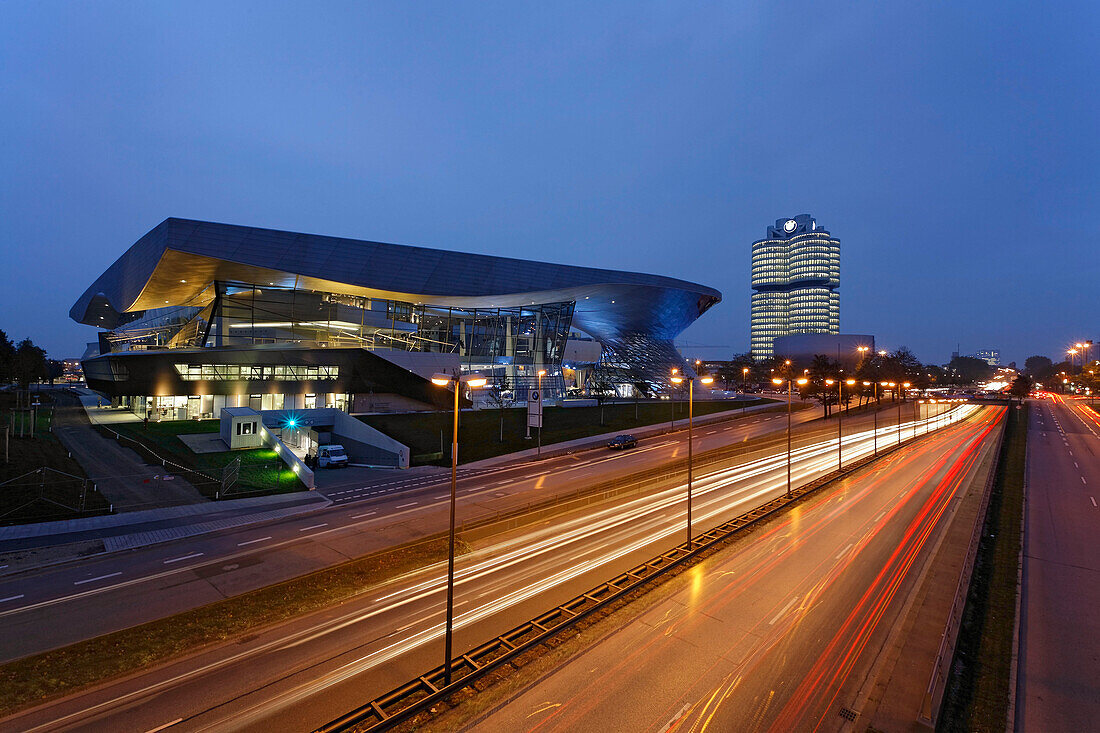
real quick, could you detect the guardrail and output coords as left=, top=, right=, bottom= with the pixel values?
left=918, top=408, right=1009, bottom=725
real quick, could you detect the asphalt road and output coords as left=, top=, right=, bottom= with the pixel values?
left=0, top=403, right=973, bottom=733
left=0, top=400, right=919, bottom=662
left=1018, top=395, right=1100, bottom=731
left=459, top=406, right=1005, bottom=733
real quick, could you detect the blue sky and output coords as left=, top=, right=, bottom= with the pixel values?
left=1, top=2, right=1096, bottom=365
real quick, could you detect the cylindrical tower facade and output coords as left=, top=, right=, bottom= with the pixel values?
left=750, top=214, right=840, bottom=361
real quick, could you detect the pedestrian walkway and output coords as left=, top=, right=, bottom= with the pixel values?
left=50, top=393, right=207, bottom=510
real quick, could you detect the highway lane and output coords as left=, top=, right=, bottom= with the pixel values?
left=1018, top=395, right=1100, bottom=731
left=0, top=404, right=976, bottom=733
left=456, top=406, right=1006, bottom=733
left=0, top=401, right=848, bottom=661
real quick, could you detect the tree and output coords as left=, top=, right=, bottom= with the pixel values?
left=483, top=378, right=512, bottom=443
left=1010, top=374, right=1032, bottom=402
left=1024, top=355, right=1055, bottom=380
left=947, top=355, right=994, bottom=385
left=0, top=330, right=14, bottom=385
left=805, top=354, right=841, bottom=418
left=12, top=338, right=47, bottom=388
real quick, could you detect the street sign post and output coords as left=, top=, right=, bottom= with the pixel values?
left=527, top=389, right=544, bottom=458
left=527, top=390, right=542, bottom=428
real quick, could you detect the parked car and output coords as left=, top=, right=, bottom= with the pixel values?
left=607, top=434, right=638, bottom=450
left=308, top=444, right=349, bottom=468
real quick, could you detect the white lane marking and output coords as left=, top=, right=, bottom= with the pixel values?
left=0, top=565, right=7, bottom=571
left=299, top=523, right=329, bottom=532
left=1091, top=497, right=1097, bottom=507
left=0, top=594, right=24, bottom=603
left=237, top=536, right=272, bottom=546
left=658, top=704, right=692, bottom=733
left=352, top=511, right=377, bottom=519
left=769, top=596, right=799, bottom=625
left=1075, top=462, right=1080, bottom=468
left=73, top=571, right=122, bottom=586
left=1082, top=477, right=1087, bottom=485
left=835, top=543, right=854, bottom=560
left=874, top=511, right=886, bottom=523
left=396, top=502, right=418, bottom=509
left=163, top=552, right=203, bottom=565
left=144, top=719, right=183, bottom=733
left=434, top=495, right=449, bottom=500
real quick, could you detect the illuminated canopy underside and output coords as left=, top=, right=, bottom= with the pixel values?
left=71, top=218, right=721, bottom=344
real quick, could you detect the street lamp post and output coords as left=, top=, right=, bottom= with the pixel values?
left=430, top=372, right=487, bottom=687
left=839, top=378, right=855, bottom=468
left=671, top=372, right=714, bottom=545
left=536, top=369, right=546, bottom=458
left=864, top=381, right=882, bottom=456
left=773, top=376, right=809, bottom=497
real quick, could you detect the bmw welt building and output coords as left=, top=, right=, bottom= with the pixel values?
left=71, top=219, right=720, bottom=419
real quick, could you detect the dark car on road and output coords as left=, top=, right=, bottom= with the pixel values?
left=607, top=434, right=638, bottom=450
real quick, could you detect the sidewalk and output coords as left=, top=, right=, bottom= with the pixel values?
left=465, top=398, right=797, bottom=468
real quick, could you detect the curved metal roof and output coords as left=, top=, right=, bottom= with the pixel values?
left=70, top=218, right=721, bottom=341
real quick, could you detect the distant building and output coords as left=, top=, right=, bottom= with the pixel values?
left=61, top=359, right=84, bottom=383
left=750, top=214, right=840, bottom=361
left=974, top=349, right=1000, bottom=366
left=773, top=333, right=875, bottom=371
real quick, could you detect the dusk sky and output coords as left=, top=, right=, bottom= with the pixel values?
left=1, top=2, right=1096, bottom=365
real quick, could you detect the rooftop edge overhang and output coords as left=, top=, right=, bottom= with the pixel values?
left=70, top=218, right=721, bottom=341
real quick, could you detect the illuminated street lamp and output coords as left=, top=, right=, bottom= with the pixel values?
left=840, top=378, right=856, bottom=467
left=773, top=376, right=810, bottom=498
left=671, top=371, right=714, bottom=544
left=430, top=372, right=487, bottom=686
left=865, top=381, right=882, bottom=455
left=536, top=369, right=546, bottom=458
left=742, top=366, right=750, bottom=388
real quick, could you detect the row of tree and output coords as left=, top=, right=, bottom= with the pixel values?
left=710, top=348, right=998, bottom=394
left=0, top=330, right=62, bottom=388
left=1024, top=353, right=1100, bottom=395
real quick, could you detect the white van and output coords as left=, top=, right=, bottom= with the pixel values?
left=309, top=444, right=349, bottom=469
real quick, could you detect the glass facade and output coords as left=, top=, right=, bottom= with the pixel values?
left=750, top=215, right=840, bottom=361
left=103, top=282, right=575, bottom=399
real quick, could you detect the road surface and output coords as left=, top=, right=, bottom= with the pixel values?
left=453, top=406, right=1005, bottom=733
left=1017, top=395, right=1100, bottom=731
left=0, top=401, right=941, bottom=662
left=0, top=403, right=975, bottom=732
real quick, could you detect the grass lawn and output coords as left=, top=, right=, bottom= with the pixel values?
left=1, top=400, right=110, bottom=525
left=938, top=403, right=1027, bottom=731
left=361, top=398, right=775, bottom=465
left=110, top=420, right=305, bottom=497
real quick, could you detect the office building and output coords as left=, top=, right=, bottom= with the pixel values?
left=750, top=214, right=840, bottom=360
left=974, top=349, right=1000, bottom=366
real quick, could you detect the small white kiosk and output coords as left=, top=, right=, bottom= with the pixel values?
left=220, top=407, right=263, bottom=450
